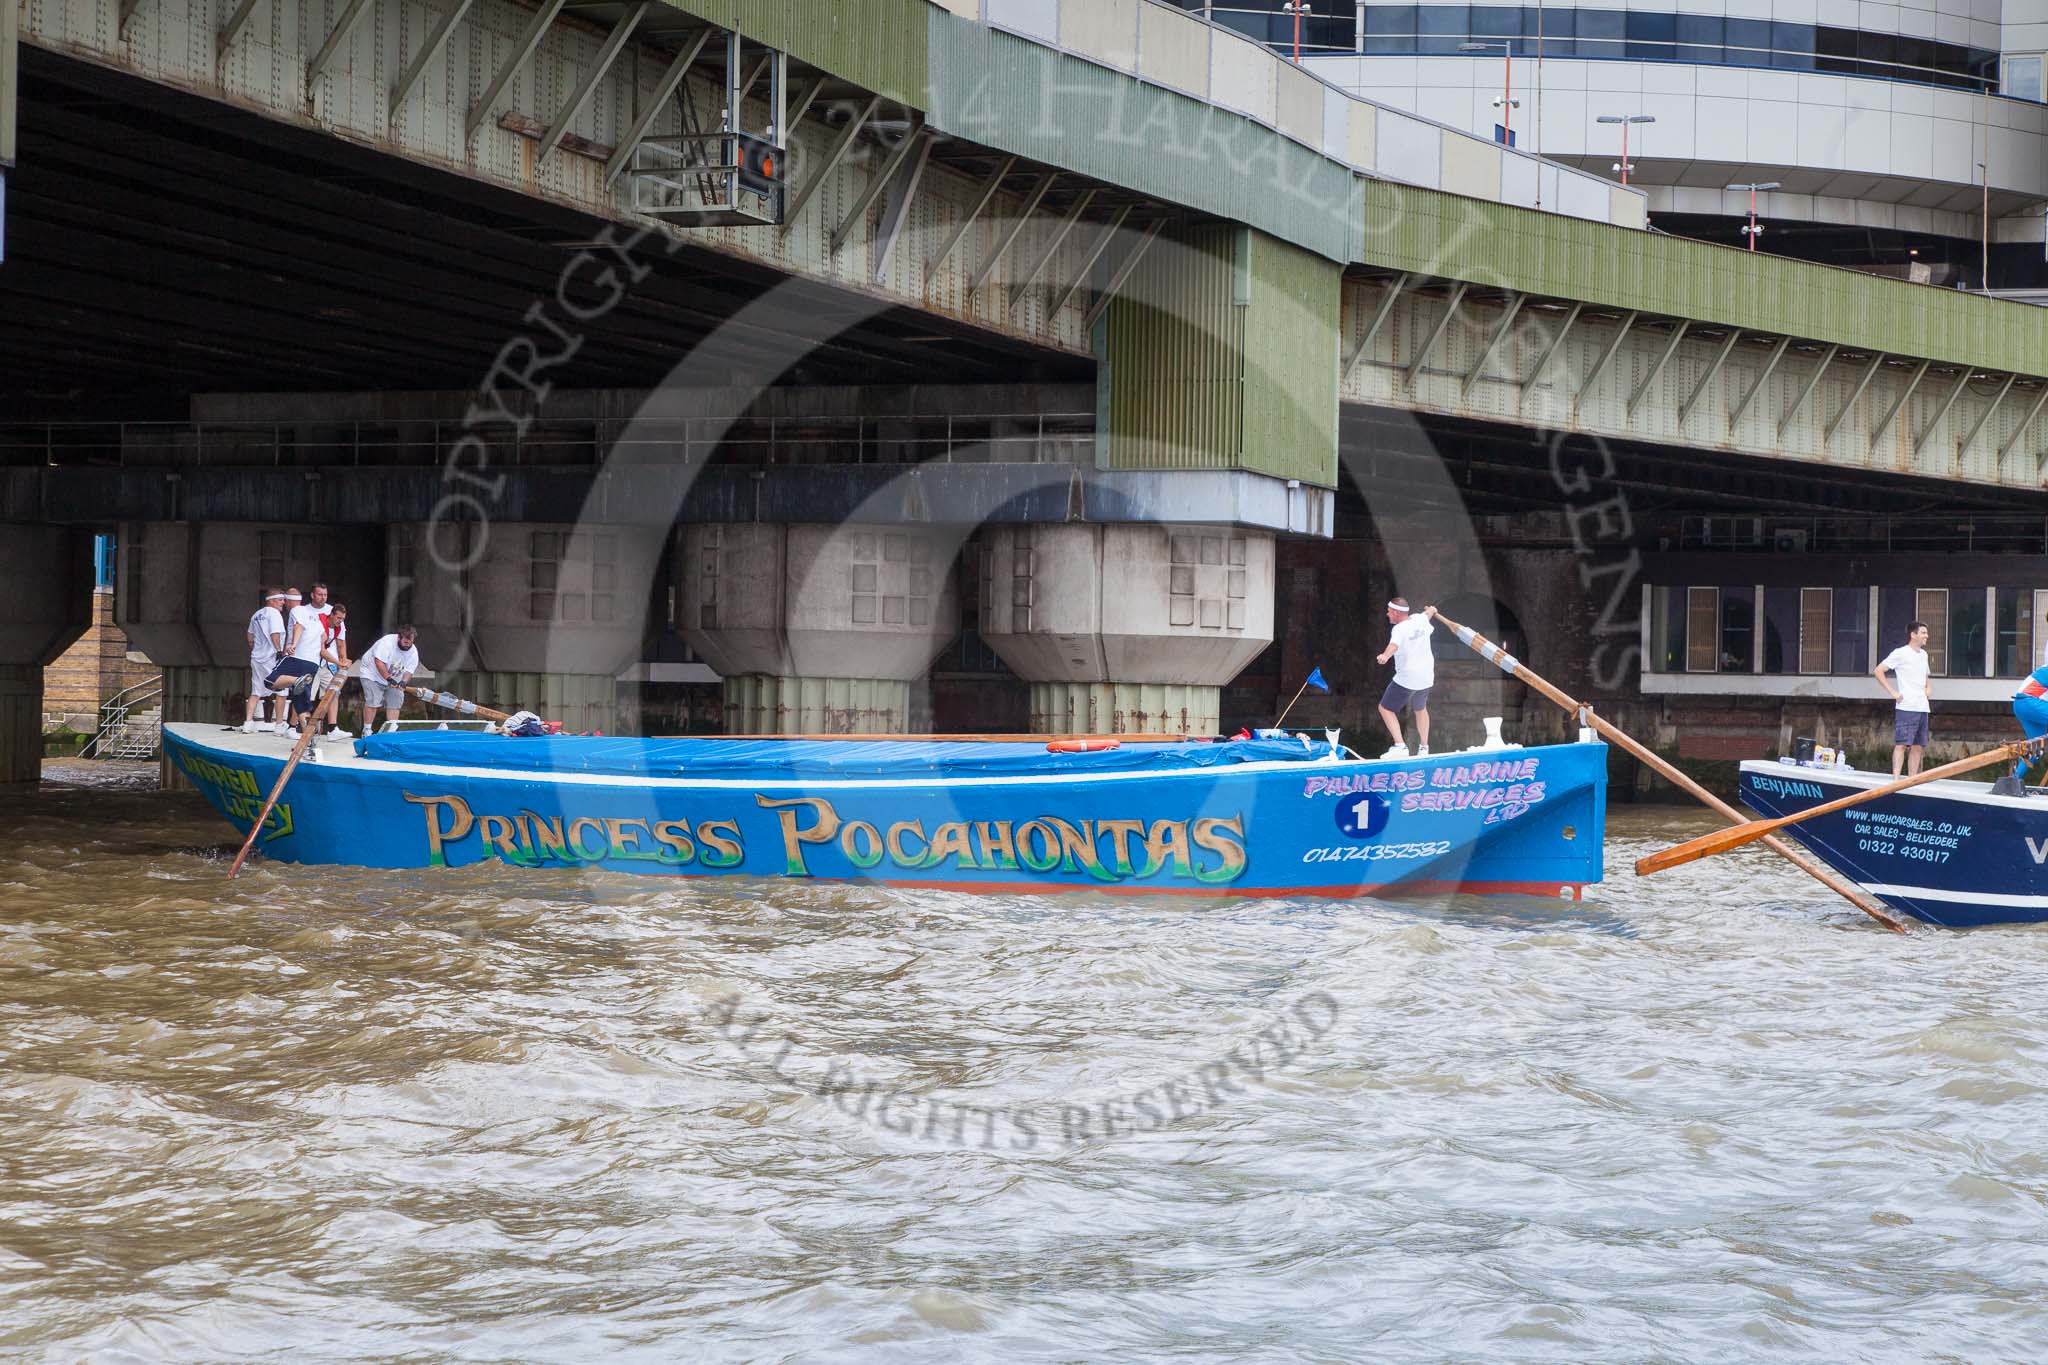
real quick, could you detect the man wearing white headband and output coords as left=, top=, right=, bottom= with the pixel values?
left=1374, top=597, right=1437, bottom=759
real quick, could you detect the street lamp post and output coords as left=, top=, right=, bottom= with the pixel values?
left=1459, top=41, right=1519, bottom=146
left=1282, top=0, right=1310, bottom=63
left=1595, top=113, right=1654, bottom=186
left=1727, top=181, right=1781, bottom=252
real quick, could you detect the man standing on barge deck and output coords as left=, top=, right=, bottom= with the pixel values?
left=1375, top=598, right=1436, bottom=760
left=1874, top=621, right=1932, bottom=778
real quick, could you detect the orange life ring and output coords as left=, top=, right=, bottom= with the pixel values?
left=1046, top=738, right=1121, bottom=753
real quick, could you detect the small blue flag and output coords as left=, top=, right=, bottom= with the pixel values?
left=1306, top=667, right=1329, bottom=693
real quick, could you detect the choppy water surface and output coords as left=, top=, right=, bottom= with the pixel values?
left=4, top=762, right=2047, bottom=1361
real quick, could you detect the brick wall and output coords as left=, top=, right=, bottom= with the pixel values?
left=43, top=588, right=161, bottom=730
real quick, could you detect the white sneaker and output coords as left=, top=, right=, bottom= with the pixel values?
left=326, top=728, right=350, bottom=741
left=1380, top=743, right=1410, bottom=760
left=273, top=722, right=292, bottom=737
left=1416, top=745, right=1430, bottom=757
left=240, top=720, right=259, bottom=734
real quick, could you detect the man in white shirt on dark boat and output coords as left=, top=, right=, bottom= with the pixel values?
left=1375, top=597, right=1437, bottom=759
left=1874, top=620, right=1933, bottom=777
left=241, top=587, right=288, bottom=734
left=358, top=625, right=419, bottom=738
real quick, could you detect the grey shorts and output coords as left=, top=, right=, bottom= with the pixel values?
left=362, top=674, right=402, bottom=710
left=1381, top=681, right=1432, bottom=713
left=1894, top=709, right=1930, bottom=747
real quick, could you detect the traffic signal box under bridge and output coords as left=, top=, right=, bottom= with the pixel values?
left=622, top=29, right=786, bottom=228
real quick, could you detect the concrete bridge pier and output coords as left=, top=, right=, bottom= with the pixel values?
left=0, top=528, right=94, bottom=790
left=977, top=526, right=1275, bottom=737
left=390, top=523, right=666, bottom=736
left=676, top=524, right=959, bottom=735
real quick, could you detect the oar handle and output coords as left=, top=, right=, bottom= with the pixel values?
left=401, top=685, right=516, bottom=724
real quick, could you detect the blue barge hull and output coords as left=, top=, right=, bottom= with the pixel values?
left=166, top=724, right=1608, bottom=899
left=1738, top=760, right=2048, bottom=927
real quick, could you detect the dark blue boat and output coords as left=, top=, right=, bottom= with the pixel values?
left=1737, top=760, right=2048, bottom=927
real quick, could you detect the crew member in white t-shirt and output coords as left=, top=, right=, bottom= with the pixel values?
left=358, top=625, right=420, bottom=737
left=1375, top=597, right=1437, bottom=760
left=242, top=587, right=288, bottom=733
left=1874, top=620, right=1933, bottom=777
left=267, top=583, right=334, bottom=744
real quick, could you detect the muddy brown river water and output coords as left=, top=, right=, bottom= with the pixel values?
left=3, top=761, right=2045, bottom=1360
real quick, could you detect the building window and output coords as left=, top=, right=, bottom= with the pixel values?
left=1343, top=5, right=1996, bottom=89
left=1996, top=587, right=2035, bottom=676
left=1685, top=587, right=1718, bottom=672
left=1878, top=586, right=1917, bottom=660
left=1831, top=587, right=1870, bottom=675
left=1648, top=586, right=1684, bottom=672
left=2006, top=54, right=2044, bottom=103
left=1798, top=588, right=1832, bottom=674
left=1949, top=589, right=1988, bottom=678
left=1719, top=586, right=1755, bottom=672
left=1916, top=588, right=1950, bottom=675
left=1762, top=587, right=1798, bottom=673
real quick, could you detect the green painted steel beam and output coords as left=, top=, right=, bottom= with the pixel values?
left=1359, top=181, right=2048, bottom=382
left=1102, top=225, right=1338, bottom=488
left=926, top=22, right=1358, bottom=265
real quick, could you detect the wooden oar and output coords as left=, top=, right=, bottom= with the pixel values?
left=1431, top=610, right=1910, bottom=933
left=400, top=685, right=514, bottom=723
left=1637, top=737, right=2048, bottom=876
left=227, top=669, right=336, bottom=879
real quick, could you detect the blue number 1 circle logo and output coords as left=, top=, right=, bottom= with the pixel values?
left=1334, top=791, right=1390, bottom=840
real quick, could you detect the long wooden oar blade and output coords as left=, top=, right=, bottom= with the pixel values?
left=1635, top=813, right=1798, bottom=874
left=1431, top=609, right=1910, bottom=933
left=1636, top=737, right=2042, bottom=877
left=227, top=678, right=331, bottom=879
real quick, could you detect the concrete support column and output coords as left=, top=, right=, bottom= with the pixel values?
left=0, top=527, right=94, bottom=789
left=391, top=522, right=665, bottom=735
left=977, top=525, right=1274, bottom=736
left=677, top=524, right=958, bottom=734
left=722, top=676, right=924, bottom=735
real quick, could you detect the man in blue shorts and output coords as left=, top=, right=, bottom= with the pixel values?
left=1872, top=621, right=1931, bottom=777
left=1375, top=598, right=1436, bottom=759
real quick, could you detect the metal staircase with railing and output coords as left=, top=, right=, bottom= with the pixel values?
left=88, top=680, right=164, bottom=761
